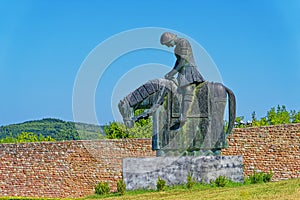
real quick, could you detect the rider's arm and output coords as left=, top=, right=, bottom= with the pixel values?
left=165, top=69, right=177, bottom=79
left=174, top=39, right=189, bottom=71
left=165, top=39, right=190, bottom=79
left=165, top=56, right=179, bottom=79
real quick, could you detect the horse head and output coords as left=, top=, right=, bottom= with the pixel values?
left=118, top=78, right=179, bottom=128
left=118, top=98, right=134, bottom=128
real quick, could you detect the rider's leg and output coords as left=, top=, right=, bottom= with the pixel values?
left=179, top=84, right=195, bottom=124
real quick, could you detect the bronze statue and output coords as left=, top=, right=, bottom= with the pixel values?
left=161, top=32, right=204, bottom=125
left=118, top=33, right=236, bottom=156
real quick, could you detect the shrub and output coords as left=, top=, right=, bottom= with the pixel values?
left=248, top=172, right=263, bottom=184
left=263, top=171, right=273, bottom=182
left=94, top=182, right=110, bottom=195
left=117, top=179, right=126, bottom=195
left=243, top=177, right=252, bottom=185
left=248, top=171, right=273, bottom=184
left=156, top=176, right=166, bottom=191
left=214, top=176, right=228, bottom=187
left=186, top=173, right=196, bottom=189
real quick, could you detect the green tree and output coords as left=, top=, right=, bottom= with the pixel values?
left=267, top=107, right=277, bottom=125
left=16, top=132, right=39, bottom=142
left=104, top=109, right=152, bottom=139
left=277, top=105, right=290, bottom=124
left=0, top=132, right=55, bottom=143
left=133, top=109, right=151, bottom=127
left=258, top=117, right=268, bottom=126
left=104, top=122, right=129, bottom=139
left=38, top=133, right=56, bottom=142
left=235, top=116, right=245, bottom=128
left=0, top=133, right=16, bottom=143
left=251, top=111, right=260, bottom=127
left=234, top=105, right=299, bottom=129
left=104, top=119, right=152, bottom=139
left=0, top=118, right=85, bottom=141
left=127, top=122, right=152, bottom=138
left=267, top=105, right=290, bottom=125
left=127, top=109, right=152, bottom=138
left=290, top=110, right=300, bottom=123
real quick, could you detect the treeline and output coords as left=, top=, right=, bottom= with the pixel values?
left=0, top=132, right=55, bottom=143
left=0, top=118, right=105, bottom=142
left=106, top=105, right=300, bottom=139
left=0, top=116, right=150, bottom=143
left=235, top=105, right=300, bottom=128
left=1, top=105, right=299, bottom=143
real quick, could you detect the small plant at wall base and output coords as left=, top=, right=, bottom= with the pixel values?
left=117, top=179, right=126, bottom=196
left=156, top=176, right=166, bottom=191
left=94, top=182, right=110, bottom=195
left=263, top=171, right=273, bottom=182
left=211, top=176, right=228, bottom=187
left=186, top=172, right=196, bottom=189
left=247, top=171, right=273, bottom=184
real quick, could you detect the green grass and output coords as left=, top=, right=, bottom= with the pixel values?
left=1, top=178, right=299, bottom=200
left=84, top=178, right=300, bottom=200
left=0, top=198, right=80, bottom=200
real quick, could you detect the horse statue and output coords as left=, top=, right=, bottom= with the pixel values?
left=118, top=78, right=236, bottom=156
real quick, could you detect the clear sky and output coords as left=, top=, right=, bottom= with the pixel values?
left=0, top=0, right=300, bottom=126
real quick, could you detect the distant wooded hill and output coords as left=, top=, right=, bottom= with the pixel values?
left=0, top=118, right=105, bottom=141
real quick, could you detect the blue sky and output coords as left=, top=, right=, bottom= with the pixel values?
left=0, top=0, right=300, bottom=126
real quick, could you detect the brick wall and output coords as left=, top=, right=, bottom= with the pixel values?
left=0, top=139, right=155, bottom=198
left=222, top=123, right=300, bottom=180
left=0, top=124, right=299, bottom=198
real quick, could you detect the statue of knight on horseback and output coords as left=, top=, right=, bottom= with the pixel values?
left=118, top=32, right=236, bottom=156
left=161, top=32, right=205, bottom=126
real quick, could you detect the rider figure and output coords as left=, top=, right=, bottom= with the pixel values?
left=160, top=32, right=205, bottom=125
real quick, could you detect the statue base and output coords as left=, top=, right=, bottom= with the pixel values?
left=123, top=155, right=243, bottom=190
left=155, top=149, right=222, bottom=156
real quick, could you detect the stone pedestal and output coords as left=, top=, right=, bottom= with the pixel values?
left=123, top=155, right=243, bottom=190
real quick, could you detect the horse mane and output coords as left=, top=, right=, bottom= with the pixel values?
left=122, top=78, right=177, bottom=108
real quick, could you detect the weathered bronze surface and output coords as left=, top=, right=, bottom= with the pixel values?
left=118, top=78, right=236, bottom=156
left=118, top=33, right=236, bottom=156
